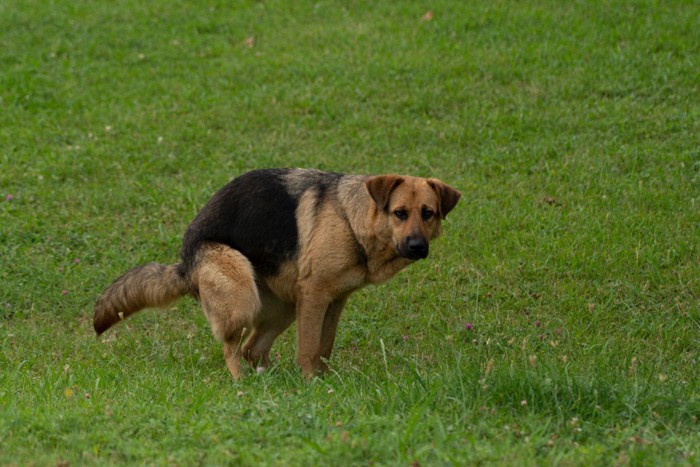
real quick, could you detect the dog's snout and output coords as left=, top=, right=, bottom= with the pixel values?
left=399, top=235, right=429, bottom=260
left=408, top=237, right=428, bottom=255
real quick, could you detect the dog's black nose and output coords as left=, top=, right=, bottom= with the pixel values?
left=404, top=236, right=429, bottom=260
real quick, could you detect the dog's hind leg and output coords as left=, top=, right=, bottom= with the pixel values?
left=193, top=244, right=261, bottom=380
left=223, top=331, right=246, bottom=379
left=242, top=295, right=295, bottom=369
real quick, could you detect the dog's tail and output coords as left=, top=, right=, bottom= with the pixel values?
left=94, top=263, right=190, bottom=335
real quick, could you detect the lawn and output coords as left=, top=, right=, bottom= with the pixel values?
left=1, top=0, right=699, bottom=464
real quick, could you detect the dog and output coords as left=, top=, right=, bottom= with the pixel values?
left=94, top=168, right=460, bottom=379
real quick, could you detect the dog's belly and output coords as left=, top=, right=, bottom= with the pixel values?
left=260, top=260, right=299, bottom=304
left=254, top=285, right=296, bottom=327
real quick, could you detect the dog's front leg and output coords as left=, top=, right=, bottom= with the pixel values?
left=295, top=287, right=331, bottom=378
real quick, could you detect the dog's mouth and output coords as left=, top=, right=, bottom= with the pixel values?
left=397, top=236, right=429, bottom=260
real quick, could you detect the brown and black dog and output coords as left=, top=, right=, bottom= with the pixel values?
left=94, top=169, right=460, bottom=379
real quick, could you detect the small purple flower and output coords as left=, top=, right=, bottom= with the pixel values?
left=73, top=258, right=81, bottom=264
left=403, top=335, right=410, bottom=342
left=62, top=290, right=68, bottom=296
left=465, top=322, right=473, bottom=331
left=5, top=194, right=13, bottom=202
left=555, top=328, right=562, bottom=335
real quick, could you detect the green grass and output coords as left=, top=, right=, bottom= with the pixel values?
left=1, top=0, right=699, bottom=464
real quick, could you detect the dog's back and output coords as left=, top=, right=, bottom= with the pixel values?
left=180, top=168, right=345, bottom=280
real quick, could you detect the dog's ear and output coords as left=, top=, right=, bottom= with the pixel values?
left=427, top=179, right=461, bottom=219
left=365, top=175, right=404, bottom=211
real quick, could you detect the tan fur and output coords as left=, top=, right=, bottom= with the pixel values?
left=94, top=170, right=460, bottom=380
left=94, top=263, right=188, bottom=334
left=279, top=174, right=458, bottom=377
left=262, top=261, right=299, bottom=304
left=190, top=244, right=262, bottom=378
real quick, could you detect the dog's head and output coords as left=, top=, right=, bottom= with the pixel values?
left=366, top=175, right=460, bottom=260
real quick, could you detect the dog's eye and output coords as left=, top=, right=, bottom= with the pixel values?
left=394, top=209, right=408, bottom=221
left=421, top=208, right=434, bottom=220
